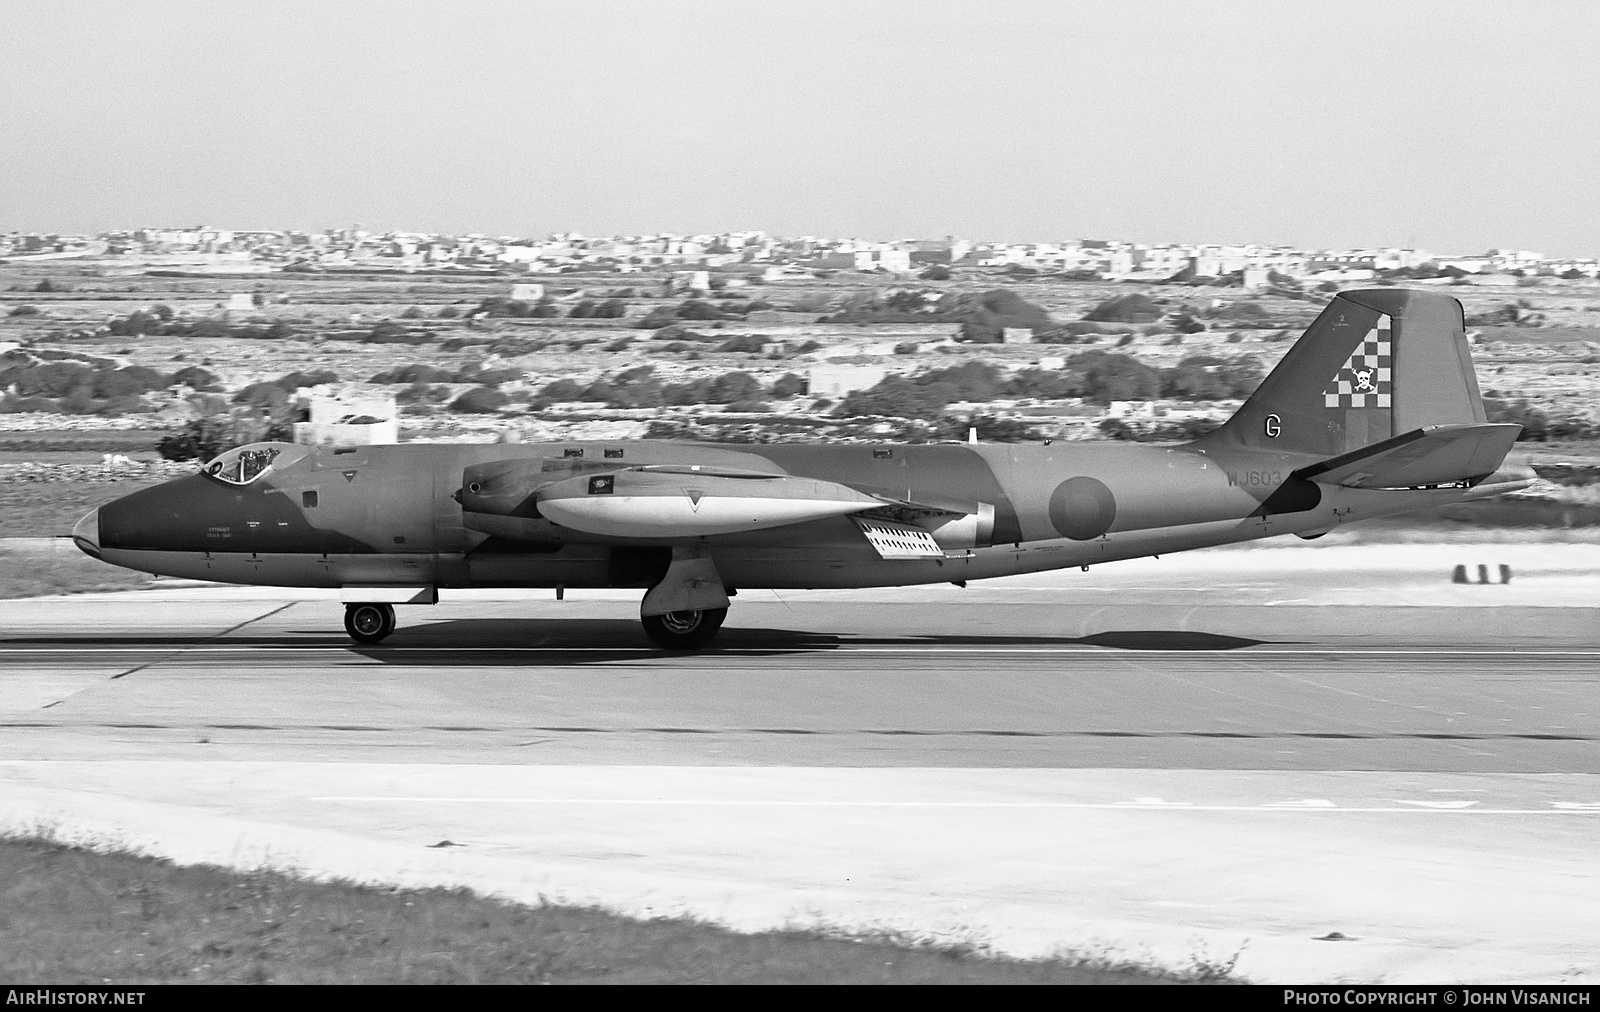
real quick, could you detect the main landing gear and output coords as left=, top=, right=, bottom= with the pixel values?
left=637, top=545, right=730, bottom=650
left=344, top=602, right=396, bottom=645
left=641, top=607, right=727, bottom=650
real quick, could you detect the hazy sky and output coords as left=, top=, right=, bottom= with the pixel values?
left=3, top=1, right=1597, bottom=255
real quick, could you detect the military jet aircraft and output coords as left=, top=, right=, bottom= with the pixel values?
left=72, top=289, right=1533, bottom=648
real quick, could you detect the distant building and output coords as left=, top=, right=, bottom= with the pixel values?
left=1372, top=248, right=1431, bottom=271
left=1433, top=257, right=1492, bottom=274
left=1002, top=328, right=1035, bottom=344
left=807, top=252, right=857, bottom=271
left=1546, top=260, right=1600, bottom=277
left=808, top=364, right=889, bottom=399
left=511, top=283, right=545, bottom=301
left=226, top=293, right=254, bottom=312
left=1308, top=252, right=1380, bottom=273
left=1107, top=401, right=1157, bottom=419
left=138, top=226, right=206, bottom=248
left=852, top=250, right=912, bottom=273
left=293, top=391, right=398, bottom=446
left=908, top=237, right=972, bottom=264
left=669, top=271, right=710, bottom=293
left=1103, top=250, right=1135, bottom=276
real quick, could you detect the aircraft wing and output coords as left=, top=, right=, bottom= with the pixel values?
left=456, top=457, right=1002, bottom=552
left=842, top=482, right=989, bottom=517
left=1292, top=423, right=1522, bottom=489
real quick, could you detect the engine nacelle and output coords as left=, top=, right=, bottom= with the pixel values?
left=534, top=466, right=880, bottom=538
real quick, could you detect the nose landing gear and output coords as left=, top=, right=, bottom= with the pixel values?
left=344, top=602, right=396, bottom=644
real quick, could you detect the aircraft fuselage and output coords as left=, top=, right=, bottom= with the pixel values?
left=80, top=437, right=1521, bottom=593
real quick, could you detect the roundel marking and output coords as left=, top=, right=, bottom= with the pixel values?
left=1048, top=476, right=1117, bottom=540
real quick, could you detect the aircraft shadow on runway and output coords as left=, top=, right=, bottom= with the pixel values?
left=2, top=621, right=1272, bottom=663
left=339, top=619, right=1272, bottom=664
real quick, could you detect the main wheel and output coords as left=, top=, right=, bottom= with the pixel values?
left=641, top=607, right=727, bottom=650
left=344, top=602, right=396, bottom=644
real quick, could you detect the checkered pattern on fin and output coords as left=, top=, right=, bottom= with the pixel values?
left=1323, top=314, right=1392, bottom=408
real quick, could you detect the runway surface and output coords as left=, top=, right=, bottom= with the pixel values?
left=1, top=543, right=1597, bottom=982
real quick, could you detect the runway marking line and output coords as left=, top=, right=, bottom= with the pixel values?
left=5, top=646, right=1600, bottom=658
left=0, top=722, right=1589, bottom=742
left=106, top=602, right=298, bottom=680
left=309, top=796, right=1600, bottom=814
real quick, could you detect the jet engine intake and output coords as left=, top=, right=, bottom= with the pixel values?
left=459, top=459, right=549, bottom=518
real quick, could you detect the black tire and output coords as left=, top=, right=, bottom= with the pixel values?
left=344, top=602, right=396, bottom=644
left=641, top=607, right=727, bottom=650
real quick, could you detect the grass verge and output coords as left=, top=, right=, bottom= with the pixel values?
left=1, top=476, right=172, bottom=539
left=0, top=835, right=1227, bottom=984
left=0, top=540, right=155, bottom=599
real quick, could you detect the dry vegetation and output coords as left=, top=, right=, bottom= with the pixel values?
left=2, top=259, right=1597, bottom=443
left=0, top=836, right=1210, bottom=984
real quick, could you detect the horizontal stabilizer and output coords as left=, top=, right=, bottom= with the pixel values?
left=1293, top=423, right=1521, bottom=489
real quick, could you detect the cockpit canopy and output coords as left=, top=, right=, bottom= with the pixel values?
left=202, top=442, right=309, bottom=486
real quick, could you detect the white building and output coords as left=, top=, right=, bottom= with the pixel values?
left=670, top=271, right=711, bottom=293
left=852, top=249, right=913, bottom=273
left=293, top=391, right=399, bottom=446
left=808, top=364, right=889, bottom=399
left=1106, top=400, right=1158, bottom=419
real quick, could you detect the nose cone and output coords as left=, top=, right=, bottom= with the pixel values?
left=72, top=508, right=101, bottom=559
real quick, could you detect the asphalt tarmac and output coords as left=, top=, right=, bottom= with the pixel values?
left=1, top=542, right=1596, bottom=983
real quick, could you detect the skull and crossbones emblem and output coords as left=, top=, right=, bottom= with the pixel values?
left=1353, top=368, right=1375, bottom=392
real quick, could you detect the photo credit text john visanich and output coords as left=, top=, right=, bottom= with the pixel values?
left=1284, top=990, right=1591, bottom=1006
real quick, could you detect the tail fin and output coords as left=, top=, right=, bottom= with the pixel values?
left=1198, top=289, right=1490, bottom=457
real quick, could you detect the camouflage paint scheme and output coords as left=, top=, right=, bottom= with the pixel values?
left=73, top=290, right=1534, bottom=642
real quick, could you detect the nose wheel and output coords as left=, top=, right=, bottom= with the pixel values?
left=641, top=607, right=727, bottom=650
left=344, top=602, right=396, bottom=644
